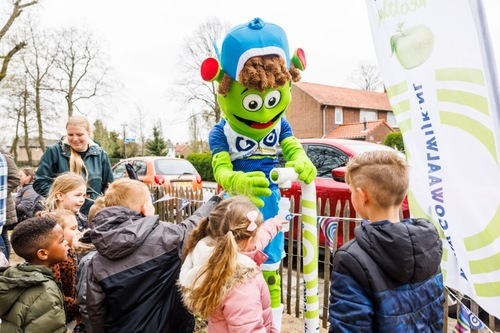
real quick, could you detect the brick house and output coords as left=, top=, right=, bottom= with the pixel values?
left=286, top=82, right=397, bottom=140
left=6, top=138, right=59, bottom=165
left=175, top=143, right=192, bottom=158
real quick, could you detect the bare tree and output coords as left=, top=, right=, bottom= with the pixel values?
left=52, top=27, right=111, bottom=117
left=188, top=112, right=203, bottom=154
left=2, top=78, right=25, bottom=163
left=347, top=61, right=384, bottom=91
left=0, top=0, right=37, bottom=82
left=21, top=18, right=60, bottom=151
left=167, top=17, right=230, bottom=131
left=129, top=105, right=149, bottom=156
left=0, top=62, right=36, bottom=164
left=19, top=69, right=33, bottom=163
left=11, top=105, right=21, bottom=163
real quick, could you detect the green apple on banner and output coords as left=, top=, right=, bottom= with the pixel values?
left=391, top=23, right=435, bottom=69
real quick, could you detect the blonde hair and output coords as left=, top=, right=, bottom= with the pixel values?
left=182, top=196, right=262, bottom=318
left=66, top=115, right=91, bottom=175
left=88, top=196, right=105, bottom=224
left=44, top=172, right=87, bottom=211
left=104, top=178, right=150, bottom=212
left=345, top=150, right=409, bottom=208
left=39, top=209, right=77, bottom=229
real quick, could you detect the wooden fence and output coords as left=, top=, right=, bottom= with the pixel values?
left=150, top=185, right=498, bottom=332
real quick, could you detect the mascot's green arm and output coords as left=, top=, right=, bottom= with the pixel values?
left=281, top=136, right=317, bottom=184
left=212, top=151, right=272, bottom=207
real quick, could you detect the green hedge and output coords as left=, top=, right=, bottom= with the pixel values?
left=384, top=132, right=405, bottom=153
left=187, top=152, right=214, bottom=182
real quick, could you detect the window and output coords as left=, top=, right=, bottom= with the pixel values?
left=155, top=159, right=197, bottom=175
left=276, top=143, right=349, bottom=179
left=133, top=160, right=147, bottom=176
left=306, top=145, right=349, bottom=178
left=359, top=109, right=377, bottom=122
left=335, top=106, right=343, bottom=124
left=112, top=163, right=127, bottom=178
left=386, top=111, right=397, bottom=127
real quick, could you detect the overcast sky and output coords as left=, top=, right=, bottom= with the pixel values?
left=34, top=0, right=500, bottom=144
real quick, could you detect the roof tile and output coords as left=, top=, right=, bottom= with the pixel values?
left=326, top=119, right=394, bottom=139
left=293, top=82, right=391, bottom=111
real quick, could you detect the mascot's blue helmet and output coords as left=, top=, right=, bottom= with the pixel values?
left=216, top=17, right=290, bottom=81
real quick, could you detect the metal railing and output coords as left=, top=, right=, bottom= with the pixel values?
left=150, top=185, right=499, bottom=332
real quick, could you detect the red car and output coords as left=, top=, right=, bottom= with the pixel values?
left=278, top=138, right=409, bottom=249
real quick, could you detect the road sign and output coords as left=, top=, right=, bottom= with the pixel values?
left=124, top=138, right=136, bottom=143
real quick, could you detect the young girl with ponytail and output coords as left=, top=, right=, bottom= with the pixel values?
left=179, top=196, right=286, bottom=333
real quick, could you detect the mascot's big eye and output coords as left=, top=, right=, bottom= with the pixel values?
left=264, top=90, right=281, bottom=109
left=243, top=94, right=263, bottom=112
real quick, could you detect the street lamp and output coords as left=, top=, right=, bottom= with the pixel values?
left=121, top=123, right=127, bottom=159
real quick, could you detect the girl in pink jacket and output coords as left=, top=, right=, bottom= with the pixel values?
left=178, top=195, right=285, bottom=333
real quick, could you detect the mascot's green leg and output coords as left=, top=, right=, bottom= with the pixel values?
left=263, top=269, right=283, bottom=331
left=263, top=269, right=281, bottom=307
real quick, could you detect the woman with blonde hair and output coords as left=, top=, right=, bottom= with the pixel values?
left=178, top=196, right=285, bottom=332
left=34, top=115, right=114, bottom=215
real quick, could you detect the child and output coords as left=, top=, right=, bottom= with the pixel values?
left=74, top=196, right=105, bottom=333
left=86, top=178, right=222, bottom=333
left=44, top=172, right=88, bottom=231
left=15, top=167, right=43, bottom=223
left=0, top=149, right=20, bottom=260
left=43, top=210, right=81, bottom=327
left=178, top=196, right=285, bottom=333
left=328, top=150, right=444, bottom=332
left=0, top=216, right=69, bottom=333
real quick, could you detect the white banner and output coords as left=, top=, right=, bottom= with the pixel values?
left=365, top=0, right=500, bottom=318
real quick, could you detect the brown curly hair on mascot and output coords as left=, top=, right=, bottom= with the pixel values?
left=218, top=55, right=302, bottom=95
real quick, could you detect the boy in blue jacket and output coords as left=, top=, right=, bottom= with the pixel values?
left=328, top=150, right=444, bottom=332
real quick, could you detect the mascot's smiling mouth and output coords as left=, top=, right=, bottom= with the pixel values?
left=234, top=111, right=285, bottom=129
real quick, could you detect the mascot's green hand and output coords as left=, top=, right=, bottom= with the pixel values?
left=230, top=171, right=271, bottom=207
left=212, top=152, right=271, bottom=207
left=281, top=136, right=317, bottom=184
left=285, top=158, right=317, bottom=184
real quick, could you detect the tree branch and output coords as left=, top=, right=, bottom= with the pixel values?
left=0, top=42, right=26, bottom=82
left=0, top=0, right=37, bottom=41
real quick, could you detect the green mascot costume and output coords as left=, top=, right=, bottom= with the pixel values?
left=201, top=17, right=316, bottom=331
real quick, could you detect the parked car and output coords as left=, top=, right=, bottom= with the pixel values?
left=111, top=156, right=203, bottom=190
left=278, top=138, right=409, bottom=249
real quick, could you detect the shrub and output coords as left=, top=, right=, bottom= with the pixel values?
left=384, top=132, right=404, bottom=153
left=187, top=152, right=214, bottom=182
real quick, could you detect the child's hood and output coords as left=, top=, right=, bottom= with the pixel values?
left=72, top=230, right=96, bottom=254
left=179, top=236, right=260, bottom=291
left=354, top=218, right=442, bottom=284
left=90, top=206, right=159, bottom=260
left=0, top=264, right=53, bottom=315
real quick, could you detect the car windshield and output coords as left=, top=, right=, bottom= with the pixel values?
left=154, top=159, right=197, bottom=175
